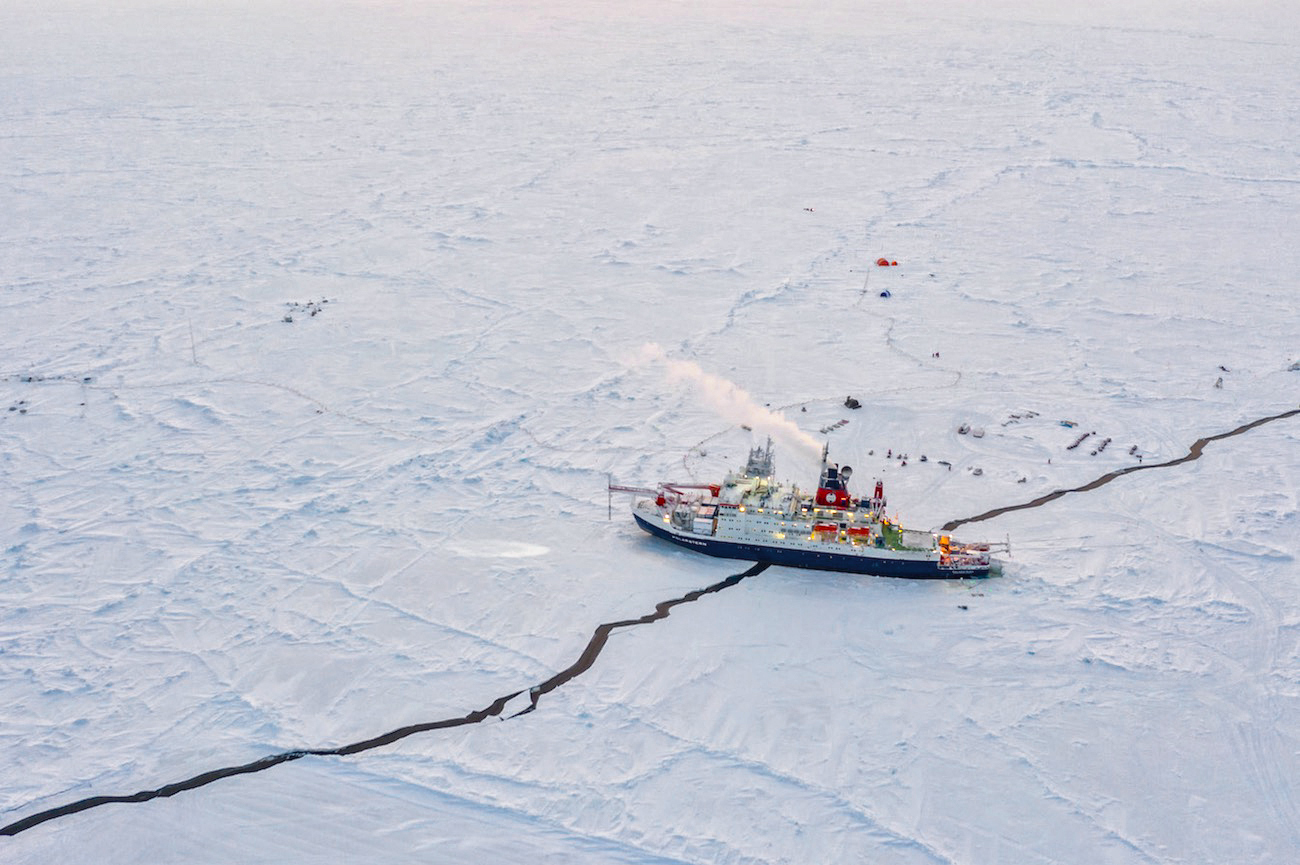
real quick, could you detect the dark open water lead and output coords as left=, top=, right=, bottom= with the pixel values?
left=0, top=563, right=770, bottom=837
left=941, top=406, right=1300, bottom=532
left=5, top=406, right=1296, bottom=838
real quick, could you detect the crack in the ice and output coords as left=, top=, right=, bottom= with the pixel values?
left=941, top=406, right=1300, bottom=532
left=510, top=562, right=769, bottom=718
left=0, top=563, right=769, bottom=837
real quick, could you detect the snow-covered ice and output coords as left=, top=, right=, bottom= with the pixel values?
left=3, top=1, right=1298, bottom=862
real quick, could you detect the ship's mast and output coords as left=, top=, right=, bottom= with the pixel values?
left=743, top=436, right=776, bottom=478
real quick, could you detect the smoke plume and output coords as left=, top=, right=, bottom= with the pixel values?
left=637, top=343, right=823, bottom=465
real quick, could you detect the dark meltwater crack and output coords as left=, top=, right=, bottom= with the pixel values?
left=941, top=407, right=1300, bottom=532
left=0, top=562, right=770, bottom=837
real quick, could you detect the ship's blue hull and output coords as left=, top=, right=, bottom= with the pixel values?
left=634, top=513, right=987, bottom=579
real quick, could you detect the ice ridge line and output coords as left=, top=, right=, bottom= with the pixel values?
left=940, top=406, right=1300, bottom=532
left=0, top=562, right=769, bottom=837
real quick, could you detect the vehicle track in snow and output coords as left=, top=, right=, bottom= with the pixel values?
left=940, top=406, right=1300, bottom=532
left=0, top=563, right=769, bottom=837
